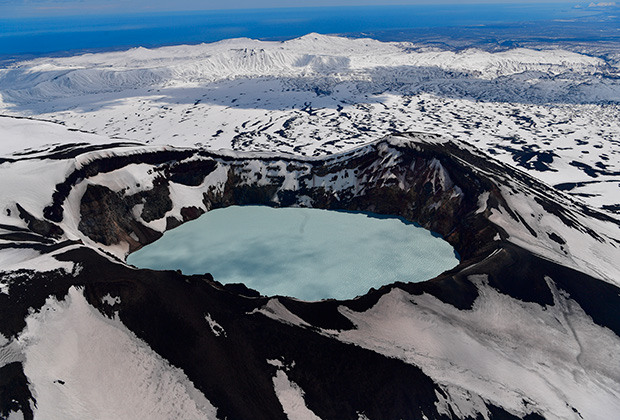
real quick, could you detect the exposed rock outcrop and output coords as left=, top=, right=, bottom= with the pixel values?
left=1, top=133, right=619, bottom=420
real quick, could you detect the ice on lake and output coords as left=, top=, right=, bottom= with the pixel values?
left=127, top=206, right=459, bottom=301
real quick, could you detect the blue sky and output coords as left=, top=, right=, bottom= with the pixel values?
left=1, top=0, right=584, bottom=18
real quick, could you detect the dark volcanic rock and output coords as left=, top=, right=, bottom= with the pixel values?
left=180, top=206, right=205, bottom=222
left=78, top=184, right=162, bottom=251
left=54, top=248, right=453, bottom=420
left=0, top=362, right=35, bottom=420
left=138, top=177, right=173, bottom=222
left=2, top=133, right=619, bottom=420
left=15, top=203, right=63, bottom=239
left=167, top=159, right=218, bottom=186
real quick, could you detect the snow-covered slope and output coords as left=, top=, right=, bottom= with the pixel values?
left=330, top=278, right=620, bottom=420
left=2, top=34, right=620, bottom=420
left=1, top=116, right=619, bottom=419
left=18, top=287, right=218, bottom=420
left=1, top=118, right=617, bottom=285
left=1, top=34, right=619, bottom=213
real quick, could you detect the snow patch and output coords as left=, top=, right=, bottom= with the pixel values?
left=17, top=287, right=219, bottom=420
left=250, top=299, right=311, bottom=328
left=267, top=359, right=284, bottom=368
left=0, top=116, right=116, bottom=157
left=87, top=163, right=156, bottom=196
left=489, top=186, right=620, bottom=287
left=0, top=335, right=24, bottom=368
left=436, top=385, right=491, bottom=420
left=0, top=249, right=74, bottom=274
left=272, top=369, right=322, bottom=420
left=476, top=191, right=490, bottom=214
left=7, top=410, right=25, bottom=420
left=331, top=276, right=620, bottom=420
left=204, top=313, right=226, bottom=337
left=0, top=158, right=74, bottom=229
left=101, top=294, right=121, bottom=306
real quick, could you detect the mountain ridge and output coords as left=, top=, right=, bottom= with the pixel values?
left=1, top=122, right=619, bottom=419
left=1, top=34, right=618, bottom=214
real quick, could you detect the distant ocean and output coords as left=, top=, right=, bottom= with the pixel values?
left=0, top=3, right=596, bottom=58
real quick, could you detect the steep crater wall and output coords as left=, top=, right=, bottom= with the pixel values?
left=72, top=134, right=501, bottom=263
left=4, top=132, right=620, bottom=420
left=56, top=133, right=620, bottom=330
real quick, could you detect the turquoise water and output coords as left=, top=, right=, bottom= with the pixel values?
left=127, top=206, right=459, bottom=301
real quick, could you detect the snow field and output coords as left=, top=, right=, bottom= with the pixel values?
left=1, top=35, right=619, bottom=211
left=17, top=287, right=219, bottom=420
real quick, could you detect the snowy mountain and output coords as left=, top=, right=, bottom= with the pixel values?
left=0, top=112, right=619, bottom=419
left=0, top=34, right=619, bottom=214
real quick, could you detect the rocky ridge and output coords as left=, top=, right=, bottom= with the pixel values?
left=1, top=34, right=619, bottom=213
left=0, top=128, right=619, bottom=419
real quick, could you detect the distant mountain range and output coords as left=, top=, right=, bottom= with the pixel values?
left=1, top=34, right=618, bottom=213
left=1, top=34, right=619, bottom=420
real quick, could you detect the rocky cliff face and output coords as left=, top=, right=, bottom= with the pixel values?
left=1, top=132, right=619, bottom=420
left=63, top=134, right=497, bottom=260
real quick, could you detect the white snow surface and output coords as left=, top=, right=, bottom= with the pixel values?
left=0, top=35, right=619, bottom=420
left=0, top=116, right=617, bottom=287
left=0, top=248, right=74, bottom=274
left=1, top=34, right=618, bottom=211
left=0, top=116, right=115, bottom=157
left=101, top=293, right=121, bottom=306
left=204, top=313, right=226, bottom=337
left=272, top=364, right=322, bottom=420
left=0, top=333, right=24, bottom=368
left=0, top=114, right=617, bottom=288
left=251, top=299, right=312, bottom=328
left=0, top=158, right=74, bottom=229
left=489, top=185, right=620, bottom=286
left=283, top=275, right=620, bottom=420
left=17, top=286, right=219, bottom=420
